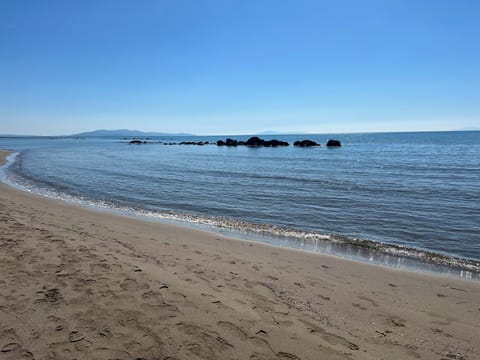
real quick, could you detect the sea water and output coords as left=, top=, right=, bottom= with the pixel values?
left=1, top=131, right=479, bottom=278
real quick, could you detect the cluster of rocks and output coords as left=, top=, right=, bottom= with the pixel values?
left=217, top=137, right=341, bottom=147
left=129, top=136, right=342, bottom=147
left=129, top=140, right=210, bottom=145
left=178, top=141, right=210, bottom=146
left=293, top=140, right=320, bottom=147
left=217, top=137, right=289, bottom=147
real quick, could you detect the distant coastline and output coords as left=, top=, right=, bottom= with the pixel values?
left=1, top=128, right=479, bottom=138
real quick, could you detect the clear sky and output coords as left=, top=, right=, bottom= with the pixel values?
left=1, top=0, right=479, bottom=135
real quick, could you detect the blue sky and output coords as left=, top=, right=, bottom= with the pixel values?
left=1, top=0, right=479, bottom=135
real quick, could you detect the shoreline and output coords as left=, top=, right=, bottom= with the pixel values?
left=2, top=149, right=479, bottom=281
left=0, top=149, right=12, bottom=166
left=1, top=150, right=480, bottom=359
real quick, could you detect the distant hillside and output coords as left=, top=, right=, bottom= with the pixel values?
left=73, top=129, right=192, bottom=137
left=255, top=131, right=282, bottom=135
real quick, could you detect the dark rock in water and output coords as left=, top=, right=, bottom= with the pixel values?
left=246, top=137, right=264, bottom=146
left=179, top=141, right=206, bottom=145
left=264, top=139, right=289, bottom=147
left=326, top=139, right=341, bottom=147
left=129, top=139, right=146, bottom=144
left=217, top=138, right=236, bottom=146
left=293, top=140, right=320, bottom=147
left=246, top=136, right=287, bottom=147
left=216, top=137, right=289, bottom=147
left=225, top=138, right=238, bottom=146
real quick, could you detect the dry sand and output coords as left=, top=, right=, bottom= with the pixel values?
left=0, top=150, right=479, bottom=360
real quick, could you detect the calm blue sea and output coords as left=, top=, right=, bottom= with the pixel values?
left=1, top=131, right=479, bottom=277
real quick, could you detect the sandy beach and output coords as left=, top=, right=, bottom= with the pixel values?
left=1, top=151, right=479, bottom=360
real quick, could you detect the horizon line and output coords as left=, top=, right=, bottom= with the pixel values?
left=1, top=128, right=479, bottom=138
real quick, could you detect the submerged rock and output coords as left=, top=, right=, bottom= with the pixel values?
left=263, top=139, right=289, bottom=147
left=179, top=141, right=209, bottom=145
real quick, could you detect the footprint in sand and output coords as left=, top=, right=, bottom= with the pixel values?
left=68, top=331, right=85, bottom=343
left=141, top=290, right=165, bottom=305
left=301, top=319, right=360, bottom=352
left=92, top=348, right=132, bottom=359
left=387, top=317, right=406, bottom=328
left=215, top=336, right=234, bottom=349
left=320, top=333, right=360, bottom=351
left=34, top=288, right=63, bottom=305
left=212, top=300, right=234, bottom=311
left=1, top=342, right=21, bottom=353
left=179, top=322, right=236, bottom=354
left=248, top=336, right=274, bottom=354
left=217, top=321, right=247, bottom=340
left=277, top=352, right=302, bottom=359
left=357, top=295, right=379, bottom=307
left=120, top=278, right=149, bottom=291
left=352, top=303, right=367, bottom=311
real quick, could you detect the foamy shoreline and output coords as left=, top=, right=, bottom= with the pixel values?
left=1, top=149, right=480, bottom=359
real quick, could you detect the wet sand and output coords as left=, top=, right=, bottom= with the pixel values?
left=1, top=151, right=479, bottom=359
left=0, top=150, right=11, bottom=166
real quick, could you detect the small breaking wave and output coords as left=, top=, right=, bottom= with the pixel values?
left=2, top=151, right=480, bottom=281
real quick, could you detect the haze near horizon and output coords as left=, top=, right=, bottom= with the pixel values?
left=1, top=0, right=479, bottom=135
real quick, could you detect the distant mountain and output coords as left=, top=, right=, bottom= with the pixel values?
left=255, top=131, right=282, bottom=135
left=73, top=129, right=193, bottom=137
